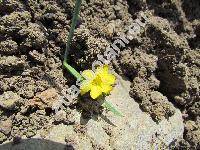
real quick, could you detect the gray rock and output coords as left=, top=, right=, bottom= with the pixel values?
left=45, top=76, right=184, bottom=149
left=0, top=76, right=184, bottom=149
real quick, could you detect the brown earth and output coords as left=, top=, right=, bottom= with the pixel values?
left=0, top=0, right=199, bottom=149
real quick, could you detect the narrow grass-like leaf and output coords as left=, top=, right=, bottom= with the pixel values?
left=102, top=100, right=123, bottom=117
left=63, top=0, right=82, bottom=80
left=64, top=0, right=82, bottom=62
left=63, top=61, right=84, bottom=81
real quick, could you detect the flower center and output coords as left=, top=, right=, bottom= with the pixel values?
left=92, top=75, right=102, bottom=86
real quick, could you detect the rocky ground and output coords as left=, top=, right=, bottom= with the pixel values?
left=0, top=0, right=199, bottom=149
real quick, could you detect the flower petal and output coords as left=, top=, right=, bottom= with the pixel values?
left=82, top=70, right=95, bottom=80
left=102, top=65, right=109, bottom=72
left=101, top=73, right=116, bottom=85
left=90, top=85, right=102, bottom=99
left=80, top=81, right=91, bottom=95
left=101, top=83, right=112, bottom=94
left=80, top=65, right=116, bottom=99
left=96, top=65, right=108, bottom=75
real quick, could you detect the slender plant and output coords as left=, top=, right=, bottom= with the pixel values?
left=63, top=0, right=83, bottom=81
left=63, top=0, right=123, bottom=117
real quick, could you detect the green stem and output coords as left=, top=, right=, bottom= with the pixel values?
left=102, top=100, right=123, bottom=117
left=63, top=61, right=84, bottom=81
left=63, top=0, right=82, bottom=79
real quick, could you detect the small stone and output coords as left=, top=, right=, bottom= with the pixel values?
left=29, top=50, right=46, bottom=64
left=0, top=132, right=7, bottom=143
left=27, top=88, right=60, bottom=110
left=0, top=118, right=12, bottom=135
left=26, top=130, right=36, bottom=138
left=104, top=21, right=115, bottom=37
left=114, top=5, right=121, bottom=11
left=54, top=110, right=76, bottom=125
left=54, top=110, right=67, bottom=123
left=0, top=91, right=21, bottom=110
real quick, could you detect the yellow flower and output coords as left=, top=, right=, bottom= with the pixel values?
left=80, top=65, right=116, bottom=99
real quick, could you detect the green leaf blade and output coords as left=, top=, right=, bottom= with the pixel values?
left=63, top=61, right=84, bottom=81
left=102, top=100, right=123, bottom=117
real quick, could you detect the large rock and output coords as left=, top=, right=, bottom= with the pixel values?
left=0, top=76, right=184, bottom=150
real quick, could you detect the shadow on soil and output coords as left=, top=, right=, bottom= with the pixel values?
left=0, top=138, right=74, bottom=150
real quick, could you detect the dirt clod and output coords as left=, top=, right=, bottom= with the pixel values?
left=0, top=0, right=199, bottom=149
left=27, top=88, right=60, bottom=110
